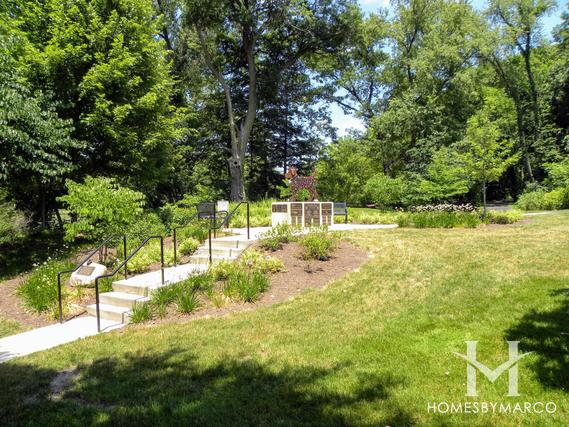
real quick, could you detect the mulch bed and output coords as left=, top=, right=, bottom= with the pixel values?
left=0, top=239, right=368, bottom=332
left=0, top=276, right=55, bottom=330
left=145, top=240, right=368, bottom=326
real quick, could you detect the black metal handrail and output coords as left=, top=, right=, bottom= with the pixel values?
left=172, top=205, right=228, bottom=266
left=93, top=235, right=165, bottom=332
left=207, top=201, right=250, bottom=264
left=57, top=234, right=127, bottom=324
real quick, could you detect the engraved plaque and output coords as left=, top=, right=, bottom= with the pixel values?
left=77, top=266, right=96, bottom=276
left=272, top=204, right=288, bottom=213
left=291, top=203, right=303, bottom=226
left=321, top=203, right=332, bottom=225
left=304, top=203, right=320, bottom=227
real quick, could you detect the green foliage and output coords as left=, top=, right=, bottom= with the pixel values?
left=299, top=231, right=339, bottom=261
left=229, top=199, right=274, bottom=228
left=59, top=176, right=145, bottom=242
left=17, top=259, right=74, bottom=315
left=129, top=302, right=153, bottom=324
left=295, top=188, right=311, bottom=202
left=414, top=147, right=471, bottom=203
left=127, top=213, right=167, bottom=246
left=396, top=212, right=481, bottom=229
left=178, top=238, right=199, bottom=256
left=0, top=200, right=28, bottom=245
left=223, top=269, right=269, bottom=303
left=484, top=210, right=523, bottom=224
left=176, top=289, right=201, bottom=314
left=238, top=250, right=285, bottom=274
left=316, top=137, right=378, bottom=204
left=459, top=102, right=518, bottom=208
left=364, top=174, right=406, bottom=209
left=259, top=223, right=295, bottom=251
left=127, top=242, right=174, bottom=274
left=515, top=187, right=569, bottom=211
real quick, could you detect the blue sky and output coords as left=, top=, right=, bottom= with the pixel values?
left=331, top=0, right=567, bottom=136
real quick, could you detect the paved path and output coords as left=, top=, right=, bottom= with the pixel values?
left=0, top=317, right=123, bottom=363
left=0, top=223, right=397, bottom=363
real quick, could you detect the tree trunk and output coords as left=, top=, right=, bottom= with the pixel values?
left=229, top=156, right=245, bottom=201
left=482, top=179, right=487, bottom=219
left=522, top=35, right=541, bottom=151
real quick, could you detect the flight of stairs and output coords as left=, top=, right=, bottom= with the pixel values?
left=86, top=235, right=254, bottom=324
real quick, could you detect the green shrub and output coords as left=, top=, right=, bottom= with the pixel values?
left=364, top=174, right=406, bottom=209
left=176, top=288, right=200, bottom=314
left=485, top=210, right=523, bottom=224
left=295, top=188, right=311, bottom=202
left=150, top=285, right=178, bottom=317
left=178, top=237, right=199, bottom=256
left=130, top=302, right=153, bottom=323
left=18, top=259, right=75, bottom=315
left=0, top=201, right=28, bottom=245
left=239, top=250, right=285, bottom=274
left=515, top=188, right=568, bottom=211
left=211, top=260, right=238, bottom=281
left=224, top=269, right=269, bottom=302
left=127, top=242, right=175, bottom=274
left=59, top=176, right=145, bottom=242
left=128, top=213, right=167, bottom=246
left=299, top=231, right=338, bottom=261
left=229, top=199, right=274, bottom=227
left=396, top=212, right=481, bottom=228
left=259, top=223, right=295, bottom=251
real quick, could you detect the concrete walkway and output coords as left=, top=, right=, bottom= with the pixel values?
left=0, top=317, right=123, bottom=363
left=0, top=223, right=397, bottom=363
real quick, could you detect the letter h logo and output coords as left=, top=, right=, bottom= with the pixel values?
left=454, top=341, right=531, bottom=397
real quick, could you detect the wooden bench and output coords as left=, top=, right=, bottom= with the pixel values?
left=333, top=202, right=348, bottom=224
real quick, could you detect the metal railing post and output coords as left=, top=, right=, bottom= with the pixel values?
left=95, top=277, right=101, bottom=332
left=213, top=204, right=217, bottom=238
left=247, top=202, right=250, bottom=240
left=173, top=228, right=177, bottom=266
left=160, top=236, right=165, bottom=284
left=57, top=272, right=63, bottom=323
left=123, top=235, right=128, bottom=279
left=209, top=229, right=212, bottom=265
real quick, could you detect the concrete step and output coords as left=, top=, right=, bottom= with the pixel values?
left=204, top=239, right=254, bottom=249
left=188, top=254, right=239, bottom=265
left=112, top=280, right=150, bottom=296
left=86, top=303, right=131, bottom=323
left=100, top=291, right=150, bottom=308
left=195, top=246, right=244, bottom=257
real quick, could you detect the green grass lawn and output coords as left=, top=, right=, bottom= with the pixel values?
left=1, top=213, right=567, bottom=425
left=0, top=318, right=23, bottom=339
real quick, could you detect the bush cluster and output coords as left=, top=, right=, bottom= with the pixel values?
left=17, top=258, right=75, bottom=316
left=515, top=187, right=569, bottom=211
left=259, top=223, right=296, bottom=251
left=396, top=211, right=481, bottom=228
left=299, top=230, right=339, bottom=260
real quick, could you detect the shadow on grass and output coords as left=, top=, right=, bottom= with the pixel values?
left=506, top=287, right=569, bottom=390
left=0, top=348, right=414, bottom=426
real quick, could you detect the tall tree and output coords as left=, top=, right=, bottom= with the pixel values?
left=186, top=0, right=352, bottom=200
left=487, top=0, right=558, bottom=181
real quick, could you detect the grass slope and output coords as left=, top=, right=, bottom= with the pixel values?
left=0, top=213, right=567, bottom=425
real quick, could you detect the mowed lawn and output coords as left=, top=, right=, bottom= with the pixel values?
left=1, top=213, right=568, bottom=426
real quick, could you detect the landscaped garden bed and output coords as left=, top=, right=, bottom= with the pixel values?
left=127, top=229, right=367, bottom=326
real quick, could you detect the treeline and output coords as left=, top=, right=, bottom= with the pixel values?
left=1, top=0, right=569, bottom=229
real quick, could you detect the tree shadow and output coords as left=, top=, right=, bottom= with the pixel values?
left=505, top=287, right=569, bottom=390
left=0, top=348, right=414, bottom=426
